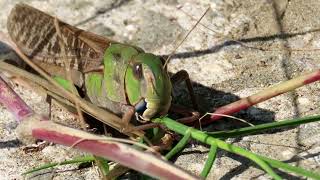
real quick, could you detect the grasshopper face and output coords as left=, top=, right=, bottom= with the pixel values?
left=125, top=53, right=172, bottom=120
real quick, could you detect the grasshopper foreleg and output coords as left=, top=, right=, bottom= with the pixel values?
left=120, top=105, right=135, bottom=132
left=170, top=70, right=200, bottom=125
left=170, top=70, right=198, bottom=110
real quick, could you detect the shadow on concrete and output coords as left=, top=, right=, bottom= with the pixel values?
left=160, top=28, right=320, bottom=60
left=75, top=0, right=132, bottom=26
left=0, top=139, right=22, bottom=149
left=169, top=77, right=276, bottom=132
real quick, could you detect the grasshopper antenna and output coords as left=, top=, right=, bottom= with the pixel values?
left=163, top=6, right=210, bottom=68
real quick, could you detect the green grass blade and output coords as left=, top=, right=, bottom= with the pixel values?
left=208, top=115, right=320, bottom=138
left=165, top=129, right=191, bottom=160
left=200, top=144, right=218, bottom=178
left=258, top=156, right=320, bottom=179
left=23, top=155, right=95, bottom=175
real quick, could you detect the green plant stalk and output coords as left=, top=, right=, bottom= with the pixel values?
left=258, top=155, right=319, bottom=179
left=156, top=117, right=320, bottom=179
left=209, top=115, right=320, bottom=138
left=200, top=144, right=218, bottom=178
left=165, top=129, right=191, bottom=160
left=23, top=155, right=95, bottom=175
left=157, top=118, right=281, bottom=179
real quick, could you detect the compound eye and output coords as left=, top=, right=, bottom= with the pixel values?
left=133, top=63, right=143, bottom=79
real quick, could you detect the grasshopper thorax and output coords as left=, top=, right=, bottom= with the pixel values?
left=101, top=43, right=172, bottom=120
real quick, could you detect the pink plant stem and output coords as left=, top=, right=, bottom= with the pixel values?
left=0, top=77, right=33, bottom=121
left=17, top=118, right=199, bottom=180
left=204, top=70, right=320, bottom=124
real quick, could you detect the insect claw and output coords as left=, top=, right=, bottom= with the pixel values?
left=135, top=114, right=149, bottom=123
left=135, top=112, right=140, bottom=121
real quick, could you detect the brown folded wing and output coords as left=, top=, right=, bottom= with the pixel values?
left=7, top=3, right=114, bottom=85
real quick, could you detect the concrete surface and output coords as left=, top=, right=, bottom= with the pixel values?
left=0, top=0, right=319, bottom=179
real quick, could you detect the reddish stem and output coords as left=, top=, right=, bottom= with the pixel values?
left=203, top=70, right=320, bottom=124
left=0, top=77, right=33, bottom=121
left=16, top=118, right=199, bottom=180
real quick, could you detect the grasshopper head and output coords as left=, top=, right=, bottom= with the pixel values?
left=125, top=53, right=172, bottom=120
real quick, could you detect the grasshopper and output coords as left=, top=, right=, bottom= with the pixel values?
left=6, top=3, right=198, bottom=131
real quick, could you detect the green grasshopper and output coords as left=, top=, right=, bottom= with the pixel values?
left=7, top=3, right=198, bottom=131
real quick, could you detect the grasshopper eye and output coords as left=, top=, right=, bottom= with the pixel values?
left=133, top=64, right=143, bottom=79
